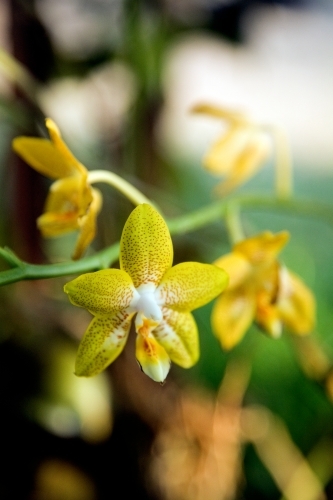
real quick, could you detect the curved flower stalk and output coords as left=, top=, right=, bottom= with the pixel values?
left=192, top=103, right=272, bottom=196
left=212, top=231, right=316, bottom=350
left=64, top=204, right=228, bottom=383
left=12, top=118, right=102, bottom=260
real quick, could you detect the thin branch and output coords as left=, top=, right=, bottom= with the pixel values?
left=1, top=195, right=333, bottom=286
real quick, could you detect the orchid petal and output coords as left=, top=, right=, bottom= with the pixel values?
left=204, top=125, right=252, bottom=175
left=72, top=188, right=103, bottom=260
left=44, top=177, right=83, bottom=212
left=277, top=269, right=315, bottom=335
left=191, top=103, right=245, bottom=122
left=215, top=131, right=271, bottom=195
left=45, top=118, right=87, bottom=177
left=153, top=308, right=199, bottom=368
left=37, top=211, right=80, bottom=237
left=156, top=262, right=228, bottom=312
left=214, top=252, right=252, bottom=290
left=12, top=137, right=76, bottom=179
left=39, top=177, right=94, bottom=240
left=256, top=303, right=283, bottom=339
left=12, top=119, right=87, bottom=179
left=136, top=334, right=171, bottom=383
left=64, top=269, right=136, bottom=314
left=234, top=231, right=289, bottom=268
left=212, top=289, right=256, bottom=350
left=120, top=204, right=173, bottom=287
left=254, top=264, right=283, bottom=338
left=75, top=311, right=133, bottom=377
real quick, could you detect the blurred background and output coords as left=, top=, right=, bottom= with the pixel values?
left=1, top=0, right=333, bottom=498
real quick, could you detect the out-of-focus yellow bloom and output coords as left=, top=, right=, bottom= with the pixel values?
left=192, top=103, right=271, bottom=195
left=212, top=232, right=315, bottom=350
left=64, top=204, right=228, bottom=383
left=12, top=118, right=102, bottom=259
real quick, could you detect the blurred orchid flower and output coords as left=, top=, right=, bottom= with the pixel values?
left=212, top=231, right=315, bottom=350
left=12, top=118, right=102, bottom=259
left=64, top=203, right=228, bottom=383
left=192, top=103, right=271, bottom=195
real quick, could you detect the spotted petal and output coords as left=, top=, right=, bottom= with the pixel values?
left=212, top=289, right=256, bottom=350
left=156, top=262, right=228, bottom=312
left=120, top=203, right=173, bottom=288
left=72, top=188, right=103, bottom=260
left=64, top=269, right=136, bottom=314
left=153, top=308, right=199, bottom=368
left=75, top=311, right=133, bottom=377
left=136, top=333, right=171, bottom=383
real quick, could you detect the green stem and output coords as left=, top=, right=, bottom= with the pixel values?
left=167, top=195, right=333, bottom=234
left=1, top=195, right=333, bottom=287
left=225, top=203, right=245, bottom=244
left=0, top=243, right=119, bottom=286
left=239, top=195, right=333, bottom=223
left=272, top=127, right=293, bottom=199
left=88, top=170, right=154, bottom=207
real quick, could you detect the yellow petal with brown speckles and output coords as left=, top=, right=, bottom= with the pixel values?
left=75, top=311, right=133, bottom=377
left=120, top=203, right=173, bottom=288
left=153, top=308, right=199, bottom=368
left=157, top=262, right=228, bottom=312
left=64, top=269, right=136, bottom=314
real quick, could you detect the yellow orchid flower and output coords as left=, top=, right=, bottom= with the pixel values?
left=12, top=118, right=102, bottom=260
left=64, top=203, right=228, bottom=383
left=192, top=103, right=271, bottom=195
left=212, top=232, right=316, bottom=350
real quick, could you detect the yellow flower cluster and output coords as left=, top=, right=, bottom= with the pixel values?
left=11, top=117, right=316, bottom=382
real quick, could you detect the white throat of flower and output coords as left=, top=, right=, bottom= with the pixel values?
left=128, top=283, right=163, bottom=336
